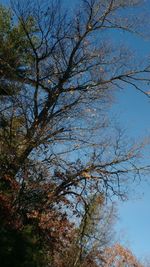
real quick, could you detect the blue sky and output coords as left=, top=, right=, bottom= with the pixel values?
left=109, top=13, right=150, bottom=256
left=112, top=87, right=150, bottom=260
left=2, top=0, right=150, bottom=261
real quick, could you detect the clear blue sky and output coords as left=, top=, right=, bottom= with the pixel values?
left=109, top=2, right=150, bottom=256
left=112, top=86, right=150, bottom=260
left=2, top=0, right=150, bottom=261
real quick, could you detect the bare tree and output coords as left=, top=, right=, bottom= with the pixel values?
left=0, top=0, right=150, bottom=247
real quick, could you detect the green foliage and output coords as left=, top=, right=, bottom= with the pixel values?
left=0, top=8, right=46, bottom=266
left=0, top=226, right=46, bottom=267
left=0, top=5, right=35, bottom=96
